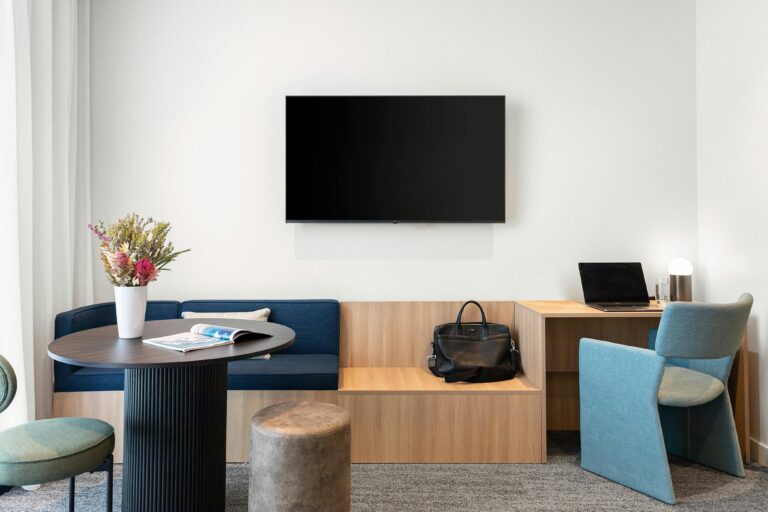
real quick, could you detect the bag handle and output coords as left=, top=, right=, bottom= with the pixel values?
left=455, top=300, right=488, bottom=327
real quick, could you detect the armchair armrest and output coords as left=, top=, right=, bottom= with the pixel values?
left=579, top=338, right=674, bottom=503
left=579, top=338, right=665, bottom=410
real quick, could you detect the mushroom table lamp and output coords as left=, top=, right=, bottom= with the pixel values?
left=668, top=258, right=693, bottom=301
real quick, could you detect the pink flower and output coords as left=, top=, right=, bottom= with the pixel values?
left=114, top=252, right=129, bottom=269
left=133, top=258, right=157, bottom=286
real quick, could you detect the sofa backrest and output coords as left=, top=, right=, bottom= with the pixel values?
left=54, top=301, right=181, bottom=387
left=180, top=300, right=340, bottom=355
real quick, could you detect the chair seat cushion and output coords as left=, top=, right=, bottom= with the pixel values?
left=227, top=354, right=339, bottom=390
left=657, top=366, right=725, bottom=407
left=0, top=417, right=114, bottom=486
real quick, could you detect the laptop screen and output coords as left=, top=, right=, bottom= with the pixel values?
left=578, top=262, right=650, bottom=304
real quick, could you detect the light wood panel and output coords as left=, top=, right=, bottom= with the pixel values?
left=340, top=301, right=515, bottom=367
left=516, top=300, right=664, bottom=318
left=546, top=317, right=660, bottom=372
left=339, top=393, right=542, bottom=463
left=512, top=305, right=547, bottom=461
left=339, top=367, right=539, bottom=394
left=513, top=305, right=546, bottom=389
left=730, top=337, right=750, bottom=461
left=54, top=391, right=125, bottom=460
left=53, top=390, right=338, bottom=463
left=546, top=373, right=580, bottom=430
left=226, top=390, right=338, bottom=461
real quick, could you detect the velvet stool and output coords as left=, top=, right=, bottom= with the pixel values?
left=249, top=401, right=351, bottom=512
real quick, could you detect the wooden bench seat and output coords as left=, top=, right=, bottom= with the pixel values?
left=338, top=301, right=545, bottom=464
left=339, top=367, right=540, bottom=394
left=338, top=365, right=543, bottom=463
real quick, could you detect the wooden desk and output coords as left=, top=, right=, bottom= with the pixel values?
left=513, top=301, right=751, bottom=462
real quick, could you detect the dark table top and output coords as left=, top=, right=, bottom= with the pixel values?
left=47, top=319, right=295, bottom=369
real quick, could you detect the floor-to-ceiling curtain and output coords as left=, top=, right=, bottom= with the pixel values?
left=0, top=0, right=93, bottom=429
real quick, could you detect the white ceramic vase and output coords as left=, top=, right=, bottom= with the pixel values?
left=115, top=286, right=148, bottom=338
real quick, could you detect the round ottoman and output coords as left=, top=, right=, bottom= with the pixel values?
left=249, top=401, right=351, bottom=512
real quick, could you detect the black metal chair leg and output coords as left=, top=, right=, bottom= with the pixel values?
left=69, top=476, right=75, bottom=512
left=106, top=454, right=113, bottom=511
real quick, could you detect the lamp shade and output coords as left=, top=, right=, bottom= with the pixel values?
left=668, top=258, right=693, bottom=276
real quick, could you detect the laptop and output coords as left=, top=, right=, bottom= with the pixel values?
left=578, top=262, right=664, bottom=312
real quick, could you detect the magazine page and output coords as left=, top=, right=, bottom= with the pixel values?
left=190, top=323, right=271, bottom=342
left=143, top=332, right=234, bottom=352
left=190, top=323, right=244, bottom=341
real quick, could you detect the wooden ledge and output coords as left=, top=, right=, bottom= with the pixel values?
left=515, top=300, right=664, bottom=318
left=338, top=367, right=540, bottom=395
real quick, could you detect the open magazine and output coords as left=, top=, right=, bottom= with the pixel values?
left=143, top=323, right=272, bottom=352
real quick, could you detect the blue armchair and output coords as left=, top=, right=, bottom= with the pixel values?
left=579, top=293, right=752, bottom=504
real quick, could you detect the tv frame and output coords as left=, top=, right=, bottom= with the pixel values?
left=285, top=95, right=506, bottom=224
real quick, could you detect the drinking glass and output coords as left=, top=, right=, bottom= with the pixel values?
left=656, top=276, right=670, bottom=305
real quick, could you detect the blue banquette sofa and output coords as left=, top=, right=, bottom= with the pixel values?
left=53, top=300, right=340, bottom=393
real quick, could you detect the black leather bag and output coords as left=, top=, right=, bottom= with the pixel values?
left=428, top=300, right=520, bottom=383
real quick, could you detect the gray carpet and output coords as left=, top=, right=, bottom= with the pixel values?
left=1, top=433, right=766, bottom=511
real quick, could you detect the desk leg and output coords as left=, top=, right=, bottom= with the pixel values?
left=729, top=337, right=750, bottom=462
left=123, top=364, right=227, bottom=512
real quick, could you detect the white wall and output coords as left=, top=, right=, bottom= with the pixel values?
left=697, top=0, right=768, bottom=464
left=90, top=0, right=698, bottom=304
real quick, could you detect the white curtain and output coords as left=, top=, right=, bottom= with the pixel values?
left=0, top=0, right=93, bottom=429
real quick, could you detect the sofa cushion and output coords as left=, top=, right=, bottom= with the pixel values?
left=61, top=367, right=125, bottom=392
left=228, top=354, right=339, bottom=390
left=180, top=300, right=340, bottom=355
left=181, top=308, right=270, bottom=321
left=60, top=354, right=339, bottom=392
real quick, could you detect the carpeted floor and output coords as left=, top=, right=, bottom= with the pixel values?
left=1, top=433, right=766, bottom=511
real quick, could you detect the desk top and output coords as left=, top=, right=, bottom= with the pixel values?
left=515, top=300, right=665, bottom=318
left=48, top=319, right=295, bottom=369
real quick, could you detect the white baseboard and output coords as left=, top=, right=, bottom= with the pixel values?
left=750, top=437, right=768, bottom=466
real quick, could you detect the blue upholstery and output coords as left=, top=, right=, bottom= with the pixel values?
left=579, top=294, right=753, bottom=504
left=654, top=296, right=752, bottom=359
left=579, top=339, right=673, bottom=503
left=62, top=367, right=125, bottom=392
left=227, top=354, right=338, bottom=390
left=53, top=301, right=180, bottom=392
left=63, top=354, right=339, bottom=392
left=53, top=299, right=340, bottom=392
left=180, top=300, right=340, bottom=355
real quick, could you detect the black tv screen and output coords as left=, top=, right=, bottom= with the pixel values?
left=286, top=96, right=505, bottom=222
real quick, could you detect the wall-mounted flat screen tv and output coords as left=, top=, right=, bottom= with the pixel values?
left=286, top=96, right=505, bottom=223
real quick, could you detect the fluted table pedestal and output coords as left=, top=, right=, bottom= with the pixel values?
left=122, top=364, right=227, bottom=512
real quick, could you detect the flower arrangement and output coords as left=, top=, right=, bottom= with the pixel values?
left=89, top=213, right=190, bottom=287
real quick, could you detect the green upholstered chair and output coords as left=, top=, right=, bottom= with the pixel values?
left=0, top=354, right=115, bottom=511
left=579, top=293, right=752, bottom=504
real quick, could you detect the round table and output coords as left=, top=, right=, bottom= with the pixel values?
left=48, top=319, right=295, bottom=512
